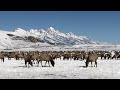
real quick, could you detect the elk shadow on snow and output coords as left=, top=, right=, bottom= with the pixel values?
left=44, top=73, right=67, bottom=78
left=13, top=65, right=32, bottom=68
left=78, top=66, right=87, bottom=68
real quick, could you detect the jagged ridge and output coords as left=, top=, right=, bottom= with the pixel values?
left=14, top=27, right=100, bottom=45
left=0, top=27, right=109, bottom=49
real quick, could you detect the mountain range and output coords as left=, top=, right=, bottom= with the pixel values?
left=0, top=27, right=110, bottom=49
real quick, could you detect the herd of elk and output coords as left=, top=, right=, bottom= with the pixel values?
left=0, top=50, right=120, bottom=67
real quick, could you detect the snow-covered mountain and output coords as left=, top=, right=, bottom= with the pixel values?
left=0, top=27, right=110, bottom=49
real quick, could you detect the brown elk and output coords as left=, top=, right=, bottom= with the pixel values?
left=0, top=52, right=4, bottom=62
left=23, top=53, right=33, bottom=67
left=37, top=53, right=55, bottom=67
left=85, top=52, right=99, bottom=67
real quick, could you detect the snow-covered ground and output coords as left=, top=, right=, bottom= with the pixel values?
left=0, top=57, right=120, bottom=79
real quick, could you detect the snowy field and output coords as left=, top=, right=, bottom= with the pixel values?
left=0, top=57, right=120, bottom=79
left=2, top=45, right=120, bottom=52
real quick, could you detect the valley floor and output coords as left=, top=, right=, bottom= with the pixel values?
left=0, top=58, right=120, bottom=79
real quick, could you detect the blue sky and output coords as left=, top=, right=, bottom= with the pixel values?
left=0, top=11, right=120, bottom=44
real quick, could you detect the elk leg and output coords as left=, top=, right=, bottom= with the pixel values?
left=30, top=61, right=33, bottom=66
left=48, top=61, right=50, bottom=67
left=37, top=61, right=39, bottom=67
left=85, top=61, right=89, bottom=67
left=25, top=61, right=27, bottom=67
left=3, top=58, right=4, bottom=62
left=95, top=61, right=97, bottom=67
left=91, top=62, right=93, bottom=67
left=44, top=61, right=47, bottom=66
left=40, top=61, right=43, bottom=67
